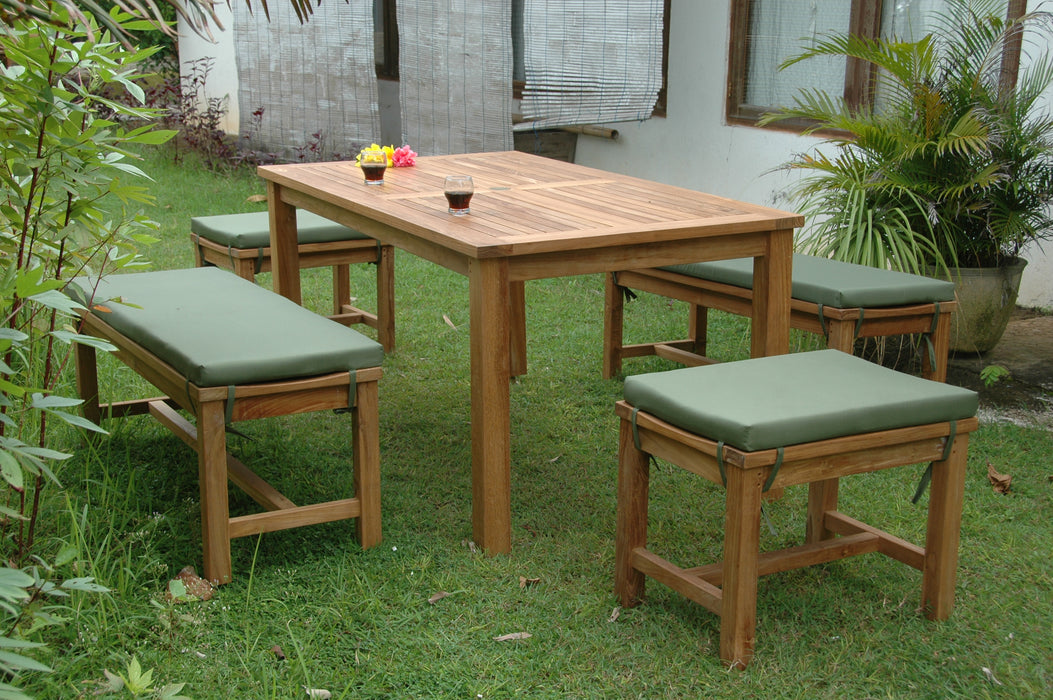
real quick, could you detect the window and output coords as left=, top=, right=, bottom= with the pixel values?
left=373, top=0, right=670, bottom=119
left=727, top=0, right=1026, bottom=130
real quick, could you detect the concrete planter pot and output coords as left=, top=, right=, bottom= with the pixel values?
left=945, top=257, right=1028, bottom=354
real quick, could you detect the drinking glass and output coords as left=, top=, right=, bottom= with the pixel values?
left=360, top=148, right=387, bottom=185
left=444, top=175, right=474, bottom=215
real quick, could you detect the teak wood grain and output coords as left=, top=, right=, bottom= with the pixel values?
left=259, top=151, right=803, bottom=554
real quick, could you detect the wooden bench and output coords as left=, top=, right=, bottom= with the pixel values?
left=192, top=210, right=395, bottom=351
left=72, top=267, right=385, bottom=585
left=615, top=350, right=978, bottom=669
left=604, top=254, right=957, bottom=380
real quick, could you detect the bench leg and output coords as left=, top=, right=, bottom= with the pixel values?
left=376, top=245, right=396, bottom=353
left=333, top=264, right=352, bottom=317
left=198, top=400, right=232, bottom=585
left=603, top=274, right=625, bottom=379
left=615, top=417, right=650, bottom=606
left=686, top=303, right=708, bottom=357
left=921, top=432, right=969, bottom=620
left=720, top=466, right=765, bottom=670
left=806, top=477, right=840, bottom=544
left=353, top=379, right=382, bottom=548
left=74, top=341, right=101, bottom=427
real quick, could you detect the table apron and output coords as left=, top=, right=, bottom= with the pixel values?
left=278, top=188, right=473, bottom=276
left=506, top=231, right=779, bottom=282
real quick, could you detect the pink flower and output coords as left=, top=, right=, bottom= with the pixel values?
left=392, top=145, right=417, bottom=167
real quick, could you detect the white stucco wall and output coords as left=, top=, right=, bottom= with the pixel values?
left=176, top=0, right=1053, bottom=308
left=176, top=6, right=239, bottom=135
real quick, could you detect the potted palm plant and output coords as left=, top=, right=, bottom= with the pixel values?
left=763, top=0, right=1053, bottom=352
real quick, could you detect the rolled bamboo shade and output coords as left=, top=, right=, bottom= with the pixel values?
left=517, top=0, right=665, bottom=130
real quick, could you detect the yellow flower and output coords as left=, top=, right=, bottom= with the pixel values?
left=356, top=144, right=395, bottom=167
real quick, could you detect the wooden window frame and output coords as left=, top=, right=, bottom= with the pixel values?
left=726, top=0, right=1027, bottom=132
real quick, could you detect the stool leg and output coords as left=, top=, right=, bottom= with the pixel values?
left=923, top=313, right=952, bottom=382
left=921, top=433, right=969, bottom=620
left=603, top=273, right=625, bottom=379
left=353, top=379, right=382, bottom=549
left=376, top=245, right=396, bottom=353
left=806, top=477, right=840, bottom=544
left=720, top=466, right=765, bottom=670
left=233, top=259, right=256, bottom=283
left=198, top=400, right=232, bottom=585
left=824, top=318, right=856, bottom=355
left=615, top=417, right=650, bottom=606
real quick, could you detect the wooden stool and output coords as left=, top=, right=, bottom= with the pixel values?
left=614, top=350, right=978, bottom=669
left=604, top=254, right=957, bottom=380
left=73, top=267, right=385, bottom=585
left=191, top=210, right=395, bottom=351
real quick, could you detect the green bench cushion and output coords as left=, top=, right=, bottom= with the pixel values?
left=623, top=350, right=977, bottom=452
left=190, top=210, right=369, bottom=249
left=661, top=254, right=956, bottom=308
left=70, top=267, right=383, bottom=387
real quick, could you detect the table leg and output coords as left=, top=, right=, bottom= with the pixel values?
left=266, top=181, right=302, bottom=304
left=510, top=280, right=528, bottom=377
left=750, top=231, right=793, bottom=357
left=469, top=258, right=512, bottom=553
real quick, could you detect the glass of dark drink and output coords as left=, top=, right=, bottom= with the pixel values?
left=360, top=148, right=387, bottom=185
left=444, top=175, right=474, bottom=215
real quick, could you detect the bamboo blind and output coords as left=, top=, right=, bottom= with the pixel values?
left=397, top=0, right=513, bottom=155
left=232, top=2, right=380, bottom=160
left=518, top=0, right=665, bottom=130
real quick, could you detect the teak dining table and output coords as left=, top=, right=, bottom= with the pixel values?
left=257, top=151, right=803, bottom=554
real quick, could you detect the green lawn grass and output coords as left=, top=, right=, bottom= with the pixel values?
left=31, top=146, right=1053, bottom=698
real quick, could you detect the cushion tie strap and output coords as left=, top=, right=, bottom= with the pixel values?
left=254, top=247, right=265, bottom=274
left=225, top=245, right=237, bottom=272
left=334, top=370, right=359, bottom=413
left=817, top=303, right=828, bottom=339
left=374, top=240, right=383, bottom=264
left=854, top=307, right=865, bottom=340
left=613, top=272, right=638, bottom=302
left=717, top=441, right=726, bottom=487
left=630, top=406, right=642, bottom=450
left=921, top=301, right=941, bottom=372
left=912, top=420, right=958, bottom=504
left=224, top=385, right=236, bottom=424
left=763, top=447, right=783, bottom=492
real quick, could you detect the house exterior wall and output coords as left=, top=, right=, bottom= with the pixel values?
left=177, top=0, right=1053, bottom=308
left=575, top=0, right=1053, bottom=309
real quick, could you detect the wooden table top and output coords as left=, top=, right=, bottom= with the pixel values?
left=258, top=151, right=803, bottom=261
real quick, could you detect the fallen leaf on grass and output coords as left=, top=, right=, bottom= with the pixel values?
left=608, top=606, right=621, bottom=623
left=981, top=667, right=1003, bottom=685
left=428, top=591, right=450, bottom=604
left=493, top=632, right=532, bottom=642
left=463, top=539, right=478, bottom=554
left=987, top=462, right=1012, bottom=494
left=246, top=194, right=268, bottom=203
left=271, top=645, right=286, bottom=660
left=443, top=314, right=458, bottom=329
left=519, top=576, right=541, bottom=589
left=305, top=688, right=332, bottom=699
left=165, top=566, right=214, bottom=603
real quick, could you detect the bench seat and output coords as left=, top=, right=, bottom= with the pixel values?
left=604, top=254, right=958, bottom=381
left=615, top=350, right=978, bottom=668
left=72, top=267, right=384, bottom=585
left=191, top=210, right=395, bottom=351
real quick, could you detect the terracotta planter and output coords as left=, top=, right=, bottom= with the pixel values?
left=943, top=257, right=1028, bottom=354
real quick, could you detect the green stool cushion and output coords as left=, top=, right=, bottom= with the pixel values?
left=190, top=210, right=369, bottom=249
left=623, top=350, right=977, bottom=452
left=70, top=267, right=383, bottom=387
left=661, top=254, right=956, bottom=308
